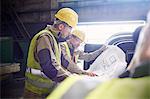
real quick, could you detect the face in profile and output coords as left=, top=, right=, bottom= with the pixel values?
left=58, top=23, right=72, bottom=41
left=70, top=35, right=82, bottom=49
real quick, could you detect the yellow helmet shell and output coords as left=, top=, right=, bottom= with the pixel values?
left=55, top=8, right=78, bottom=28
left=72, top=29, right=85, bottom=42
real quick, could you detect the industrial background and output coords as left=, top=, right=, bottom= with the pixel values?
left=1, top=0, right=150, bottom=98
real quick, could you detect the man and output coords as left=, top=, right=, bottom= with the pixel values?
left=126, top=21, right=150, bottom=75
left=120, top=26, right=143, bottom=78
left=60, top=29, right=107, bottom=76
left=24, top=8, right=78, bottom=98
left=47, top=18, right=150, bottom=99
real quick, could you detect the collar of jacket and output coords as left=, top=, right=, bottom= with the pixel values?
left=45, top=25, right=59, bottom=39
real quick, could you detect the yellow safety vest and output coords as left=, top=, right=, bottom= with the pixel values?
left=46, top=76, right=150, bottom=99
left=86, top=77, right=150, bottom=99
left=61, top=42, right=79, bottom=64
left=60, top=42, right=71, bottom=59
left=25, top=29, right=60, bottom=95
left=46, top=75, right=83, bottom=99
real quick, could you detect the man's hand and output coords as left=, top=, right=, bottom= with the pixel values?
left=83, top=71, right=98, bottom=77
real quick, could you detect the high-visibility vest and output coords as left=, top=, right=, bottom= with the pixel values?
left=46, top=76, right=150, bottom=99
left=60, top=42, right=79, bottom=64
left=25, top=29, right=61, bottom=95
left=60, top=42, right=71, bottom=59
left=46, top=75, right=83, bottom=99
left=86, top=77, right=150, bottom=99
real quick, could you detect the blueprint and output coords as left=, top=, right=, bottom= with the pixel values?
left=88, top=45, right=127, bottom=80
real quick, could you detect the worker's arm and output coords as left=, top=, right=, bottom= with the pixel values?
left=36, top=35, right=71, bottom=82
left=60, top=43, right=84, bottom=74
left=78, top=44, right=107, bottom=62
left=60, top=44, right=98, bottom=77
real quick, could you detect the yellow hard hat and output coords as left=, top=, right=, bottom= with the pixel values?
left=72, top=29, right=85, bottom=42
left=55, top=8, right=78, bottom=28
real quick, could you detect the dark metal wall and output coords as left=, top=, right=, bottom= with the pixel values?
left=1, top=0, right=150, bottom=77
left=78, top=2, right=150, bottom=22
left=59, top=0, right=150, bottom=22
left=2, top=0, right=150, bottom=37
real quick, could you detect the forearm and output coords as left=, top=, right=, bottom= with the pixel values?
left=61, top=45, right=84, bottom=74
left=67, top=61, right=84, bottom=74
left=79, top=45, right=107, bottom=62
left=38, top=49, right=71, bottom=82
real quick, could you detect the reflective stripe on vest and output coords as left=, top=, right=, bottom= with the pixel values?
left=46, top=75, right=83, bottom=99
left=25, top=80, right=54, bottom=95
left=26, top=29, right=60, bottom=95
left=25, top=72, right=56, bottom=95
left=26, top=73, right=54, bottom=88
left=26, top=67, right=48, bottom=78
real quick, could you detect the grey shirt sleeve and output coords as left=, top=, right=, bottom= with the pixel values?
left=78, top=45, right=107, bottom=62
